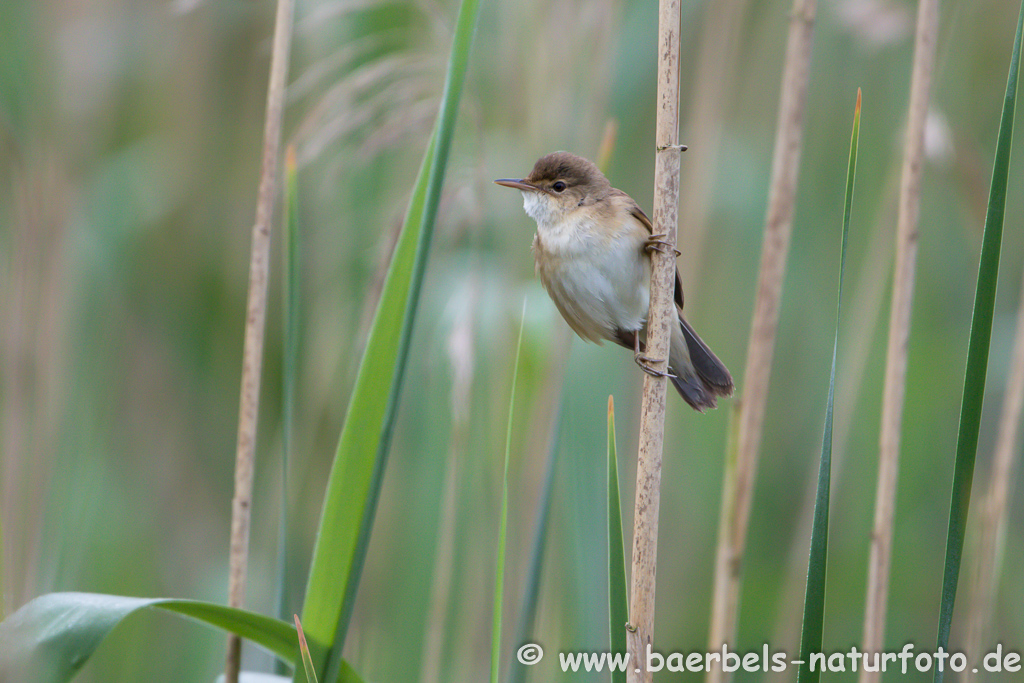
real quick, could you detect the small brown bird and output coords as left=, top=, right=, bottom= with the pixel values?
left=496, top=151, right=733, bottom=411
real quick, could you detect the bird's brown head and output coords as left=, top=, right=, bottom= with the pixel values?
left=495, top=152, right=611, bottom=222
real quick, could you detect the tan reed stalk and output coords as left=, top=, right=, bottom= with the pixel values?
left=859, top=2, right=939, bottom=679
left=963, top=266, right=1024, bottom=683
left=625, top=1, right=681, bottom=680
left=597, top=119, right=619, bottom=173
left=225, top=0, right=295, bottom=680
left=705, top=3, right=816, bottom=681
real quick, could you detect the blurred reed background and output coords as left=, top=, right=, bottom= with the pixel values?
left=2, top=0, right=1023, bottom=680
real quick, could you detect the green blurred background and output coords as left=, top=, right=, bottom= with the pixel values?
left=2, top=0, right=1023, bottom=680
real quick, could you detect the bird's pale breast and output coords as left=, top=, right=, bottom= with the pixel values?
left=532, top=208, right=650, bottom=343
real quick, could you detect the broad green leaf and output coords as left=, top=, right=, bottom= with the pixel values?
left=0, top=592, right=300, bottom=682
left=797, top=89, right=859, bottom=683
left=607, top=396, right=628, bottom=683
left=298, top=0, right=481, bottom=679
left=934, top=6, right=1023, bottom=682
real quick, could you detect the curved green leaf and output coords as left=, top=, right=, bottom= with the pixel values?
left=299, top=2, right=482, bottom=680
left=797, top=89, right=859, bottom=683
left=0, top=592, right=306, bottom=682
left=934, top=5, right=1023, bottom=681
left=508, top=394, right=561, bottom=683
left=607, top=396, right=628, bottom=683
left=491, top=303, right=526, bottom=683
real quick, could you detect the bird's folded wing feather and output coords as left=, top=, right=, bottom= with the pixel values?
left=615, top=191, right=685, bottom=311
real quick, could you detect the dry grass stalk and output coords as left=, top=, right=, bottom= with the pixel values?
left=596, top=119, right=619, bottom=173
left=225, top=0, right=295, bottom=680
left=860, top=2, right=939, bottom=678
left=625, top=1, right=681, bottom=680
left=963, top=267, right=1024, bottom=683
left=705, top=2, right=815, bottom=679
left=1, top=159, right=72, bottom=612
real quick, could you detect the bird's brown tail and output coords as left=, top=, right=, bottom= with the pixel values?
left=669, top=311, right=734, bottom=412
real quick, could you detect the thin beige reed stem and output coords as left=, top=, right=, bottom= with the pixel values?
left=705, top=3, right=815, bottom=681
left=625, top=1, right=681, bottom=680
left=964, top=266, right=1024, bottom=683
left=860, top=2, right=939, bottom=679
left=225, top=0, right=295, bottom=680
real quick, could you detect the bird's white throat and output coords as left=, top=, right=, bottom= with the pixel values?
left=521, top=190, right=558, bottom=226
left=521, top=190, right=589, bottom=254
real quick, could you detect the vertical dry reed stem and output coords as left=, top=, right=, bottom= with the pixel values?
left=225, top=0, right=295, bottom=680
left=706, top=2, right=815, bottom=679
left=860, top=2, right=938, bottom=678
left=964, top=267, right=1024, bottom=682
left=626, top=1, right=680, bottom=680
left=2, top=160, right=72, bottom=612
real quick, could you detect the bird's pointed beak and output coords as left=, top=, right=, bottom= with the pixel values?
left=494, top=178, right=541, bottom=192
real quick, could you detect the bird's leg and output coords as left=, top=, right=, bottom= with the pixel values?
left=633, top=332, right=676, bottom=379
left=644, top=233, right=682, bottom=257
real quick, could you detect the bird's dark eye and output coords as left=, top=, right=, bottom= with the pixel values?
left=552, top=181, right=567, bottom=192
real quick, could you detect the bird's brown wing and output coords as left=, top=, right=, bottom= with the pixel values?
left=615, top=191, right=734, bottom=405
left=621, top=195, right=685, bottom=310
